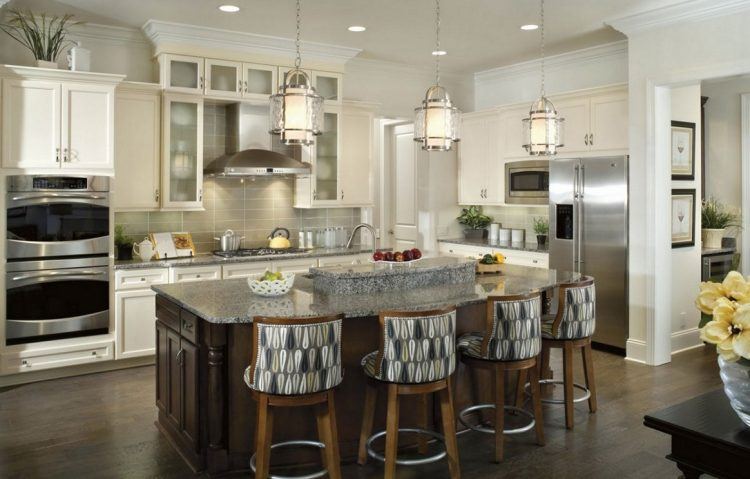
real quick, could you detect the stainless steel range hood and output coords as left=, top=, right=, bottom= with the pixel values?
left=203, top=103, right=310, bottom=177
left=204, top=149, right=311, bottom=176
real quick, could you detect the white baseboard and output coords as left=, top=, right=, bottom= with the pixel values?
left=0, top=356, right=154, bottom=388
left=671, top=327, right=703, bottom=354
left=625, top=338, right=647, bottom=363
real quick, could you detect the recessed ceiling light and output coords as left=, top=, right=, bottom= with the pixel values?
left=348, top=25, right=366, bottom=32
left=432, top=50, right=447, bottom=56
left=218, top=5, right=240, bottom=13
left=521, top=24, right=539, bottom=31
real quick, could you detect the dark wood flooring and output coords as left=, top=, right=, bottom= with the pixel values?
left=0, top=346, right=721, bottom=479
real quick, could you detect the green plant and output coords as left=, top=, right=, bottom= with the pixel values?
left=533, top=217, right=549, bottom=235
left=114, top=225, right=132, bottom=247
left=457, top=206, right=492, bottom=230
left=0, top=10, right=78, bottom=62
left=702, top=197, right=740, bottom=230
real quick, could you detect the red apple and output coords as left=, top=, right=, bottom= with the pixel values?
left=410, top=248, right=422, bottom=260
left=384, top=251, right=395, bottom=262
left=394, top=252, right=404, bottom=262
left=403, top=250, right=413, bottom=261
left=373, top=251, right=384, bottom=261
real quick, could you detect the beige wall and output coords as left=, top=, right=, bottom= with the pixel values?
left=480, top=205, right=548, bottom=245
left=115, top=177, right=361, bottom=253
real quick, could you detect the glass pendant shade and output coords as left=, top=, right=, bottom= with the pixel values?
left=522, top=96, right=565, bottom=156
left=414, top=85, right=462, bottom=151
left=269, top=69, right=323, bottom=146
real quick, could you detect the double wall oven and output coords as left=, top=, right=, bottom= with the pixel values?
left=6, top=176, right=110, bottom=345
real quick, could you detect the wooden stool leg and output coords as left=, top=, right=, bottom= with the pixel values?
left=384, top=384, right=400, bottom=479
left=438, top=378, right=461, bottom=479
left=562, top=342, right=575, bottom=429
left=417, top=393, right=430, bottom=455
left=493, top=363, right=505, bottom=463
left=540, top=343, right=552, bottom=394
left=528, top=362, right=545, bottom=446
left=315, top=400, right=329, bottom=471
left=515, top=369, right=528, bottom=409
left=255, top=394, right=274, bottom=479
left=582, top=342, right=598, bottom=413
left=357, top=382, right=378, bottom=465
left=316, top=391, right=342, bottom=479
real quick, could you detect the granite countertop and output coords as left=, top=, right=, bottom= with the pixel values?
left=701, top=247, right=736, bottom=256
left=309, top=256, right=473, bottom=279
left=439, top=238, right=549, bottom=253
left=114, top=246, right=376, bottom=270
left=152, top=263, right=579, bottom=323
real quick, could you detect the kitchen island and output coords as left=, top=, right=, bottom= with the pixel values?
left=152, top=261, right=579, bottom=475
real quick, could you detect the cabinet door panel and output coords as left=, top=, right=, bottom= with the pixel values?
left=243, top=63, right=277, bottom=99
left=162, top=95, right=203, bottom=209
left=156, top=322, right=168, bottom=413
left=590, top=93, right=628, bottom=152
left=62, top=83, right=114, bottom=170
left=555, top=98, right=590, bottom=154
left=164, top=55, right=204, bottom=94
left=181, top=339, right=199, bottom=451
left=341, top=107, right=373, bottom=205
left=502, top=106, right=531, bottom=159
left=484, top=115, right=503, bottom=203
left=2, top=80, right=60, bottom=168
left=115, top=90, right=160, bottom=209
left=166, top=327, right=182, bottom=429
left=116, top=290, right=157, bottom=359
left=458, top=115, right=488, bottom=204
left=205, top=59, right=242, bottom=98
left=313, top=108, right=340, bottom=204
left=312, top=71, right=342, bottom=104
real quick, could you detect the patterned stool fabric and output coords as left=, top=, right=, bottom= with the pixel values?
left=363, top=309, right=457, bottom=384
left=245, top=317, right=343, bottom=395
left=544, top=277, right=596, bottom=340
left=457, top=294, right=542, bottom=361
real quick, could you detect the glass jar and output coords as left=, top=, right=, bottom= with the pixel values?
left=719, top=356, right=750, bottom=427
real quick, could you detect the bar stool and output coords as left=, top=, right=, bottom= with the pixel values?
left=244, top=314, right=344, bottom=479
left=357, top=307, right=460, bottom=479
left=529, top=276, right=597, bottom=430
left=456, top=292, right=545, bottom=463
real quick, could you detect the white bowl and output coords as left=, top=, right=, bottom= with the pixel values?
left=248, top=272, right=295, bottom=297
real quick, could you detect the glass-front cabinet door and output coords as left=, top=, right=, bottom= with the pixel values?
left=162, top=54, right=205, bottom=94
left=312, top=107, right=340, bottom=203
left=242, top=63, right=277, bottom=100
left=312, top=71, right=343, bottom=105
left=205, top=59, right=242, bottom=98
left=162, top=94, right=203, bottom=209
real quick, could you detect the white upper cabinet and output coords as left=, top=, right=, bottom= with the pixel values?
left=204, top=59, right=242, bottom=98
left=340, top=104, right=374, bottom=206
left=2, top=79, right=60, bottom=169
left=1, top=67, right=122, bottom=172
left=458, top=111, right=503, bottom=205
left=501, top=106, right=531, bottom=160
left=242, top=63, right=277, bottom=100
left=161, top=54, right=205, bottom=94
left=114, top=83, right=161, bottom=210
left=162, top=94, right=203, bottom=210
left=312, top=71, right=343, bottom=105
left=590, top=91, right=628, bottom=152
left=554, top=97, right=589, bottom=154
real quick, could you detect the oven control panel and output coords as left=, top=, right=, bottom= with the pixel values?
left=32, top=177, right=88, bottom=190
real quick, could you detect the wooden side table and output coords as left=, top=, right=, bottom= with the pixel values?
left=644, top=389, right=750, bottom=479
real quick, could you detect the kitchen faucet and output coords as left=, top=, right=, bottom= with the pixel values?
left=346, top=223, right=377, bottom=249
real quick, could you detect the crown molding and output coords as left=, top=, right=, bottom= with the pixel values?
left=474, top=41, right=627, bottom=84
left=68, top=23, right=149, bottom=46
left=0, top=64, right=125, bottom=84
left=347, top=56, right=469, bottom=83
left=606, top=0, right=750, bottom=36
left=141, top=20, right=361, bottom=66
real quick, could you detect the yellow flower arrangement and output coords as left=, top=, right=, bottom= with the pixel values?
left=696, top=271, right=750, bottom=362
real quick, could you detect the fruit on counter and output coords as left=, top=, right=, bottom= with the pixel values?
left=394, top=251, right=404, bottom=262
left=494, top=252, right=505, bottom=264
left=411, top=248, right=422, bottom=259
left=261, top=270, right=284, bottom=281
left=402, top=249, right=413, bottom=261
left=383, top=251, right=395, bottom=262
left=479, top=253, right=505, bottom=265
left=372, top=251, right=385, bottom=261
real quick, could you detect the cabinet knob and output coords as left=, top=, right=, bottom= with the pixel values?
left=22, top=359, right=30, bottom=367
left=63, top=148, right=69, bottom=162
left=244, top=80, right=248, bottom=93
left=55, top=148, right=60, bottom=163
left=199, top=189, right=203, bottom=201
left=589, top=133, right=593, bottom=145
left=140, top=277, right=146, bottom=282
left=199, top=76, right=204, bottom=89
left=238, top=80, right=242, bottom=92
left=196, top=274, right=201, bottom=278
left=155, top=189, right=160, bottom=202
left=584, top=134, right=589, bottom=146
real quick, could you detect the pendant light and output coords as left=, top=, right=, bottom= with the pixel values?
left=522, top=0, right=564, bottom=156
left=270, top=0, right=323, bottom=146
left=414, top=0, right=461, bottom=151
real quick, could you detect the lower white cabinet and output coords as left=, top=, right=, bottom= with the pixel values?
left=317, top=254, right=370, bottom=267
left=170, top=265, right=221, bottom=283
left=1, top=338, right=114, bottom=374
left=437, top=242, right=549, bottom=269
left=222, top=261, right=272, bottom=279
left=274, top=258, right=319, bottom=274
left=115, top=289, right=159, bottom=359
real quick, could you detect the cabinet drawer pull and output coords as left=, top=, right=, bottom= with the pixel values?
left=140, top=277, right=146, bottom=282
left=199, top=76, right=204, bottom=89
left=244, top=80, right=248, bottom=93
left=584, top=134, right=589, bottom=146
left=21, top=359, right=30, bottom=368
left=589, top=133, right=593, bottom=145
left=238, top=79, right=242, bottom=92
left=183, top=319, right=193, bottom=331
left=195, top=274, right=201, bottom=278
left=55, top=148, right=60, bottom=163
left=176, top=348, right=184, bottom=365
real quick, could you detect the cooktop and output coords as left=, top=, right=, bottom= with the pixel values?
left=213, top=248, right=310, bottom=258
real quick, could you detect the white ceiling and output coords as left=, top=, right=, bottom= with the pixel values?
left=8, top=0, right=684, bottom=72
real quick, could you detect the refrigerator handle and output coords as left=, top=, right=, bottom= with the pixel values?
left=573, top=165, right=580, bottom=273
left=578, top=164, right=585, bottom=271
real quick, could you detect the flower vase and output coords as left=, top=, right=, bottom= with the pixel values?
left=35, top=60, right=58, bottom=69
left=702, top=228, right=725, bottom=249
left=718, top=356, right=750, bottom=427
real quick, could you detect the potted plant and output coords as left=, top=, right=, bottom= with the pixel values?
left=0, top=10, right=77, bottom=68
left=114, top=225, right=133, bottom=261
left=695, top=271, right=750, bottom=427
left=457, top=206, right=492, bottom=240
left=533, top=217, right=549, bottom=247
left=701, top=197, right=739, bottom=249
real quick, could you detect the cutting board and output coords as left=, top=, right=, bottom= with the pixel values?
left=149, top=232, right=195, bottom=259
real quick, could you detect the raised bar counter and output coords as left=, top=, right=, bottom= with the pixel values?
left=152, top=261, right=579, bottom=475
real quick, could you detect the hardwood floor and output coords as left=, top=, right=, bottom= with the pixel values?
left=0, top=346, right=721, bottom=478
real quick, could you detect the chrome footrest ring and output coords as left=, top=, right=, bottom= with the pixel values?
left=366, top=427, right=447, bottom=466
left=526, top=379, right=591, bottom=404
left=457, top=404, right=535, bottom=435
left=250, top=440, right=327, bottom=479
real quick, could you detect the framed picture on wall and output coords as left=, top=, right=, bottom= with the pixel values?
left=671, top=121, right=696, bottom=180
left=671, top=189, right=696, bottom=248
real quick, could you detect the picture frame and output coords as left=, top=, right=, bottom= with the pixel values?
left=671, top=189, right=696, bottom=248
left=671, top=121, right=695, bottom=180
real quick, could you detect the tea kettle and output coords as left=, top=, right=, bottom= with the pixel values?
left=132, top=237, right=155, bottom=262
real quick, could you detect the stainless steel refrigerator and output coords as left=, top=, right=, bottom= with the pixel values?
left=549, top=156, right=628, bottom=351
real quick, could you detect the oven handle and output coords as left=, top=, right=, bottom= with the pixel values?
left=10, top=270, right=108, bottom=282
left=10, top=193, right=108, bottom=201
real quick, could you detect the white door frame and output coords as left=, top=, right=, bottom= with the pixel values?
left=377, top=118, right=412, bottom=249
left=741, top=94, right=750, bottom=274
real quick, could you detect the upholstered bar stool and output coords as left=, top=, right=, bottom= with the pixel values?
left=528, top=276, right=597, bottom=430
left=357, top=307, right=460, bottom=479
left=244, top=314, right=345, bottom=479
left=456, top=292, right=545, bottom=463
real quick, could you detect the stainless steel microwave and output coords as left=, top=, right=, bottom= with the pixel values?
left=505, top=160, right=549, bottom=205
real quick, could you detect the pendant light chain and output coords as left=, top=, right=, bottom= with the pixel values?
left=294, top=0, right=302, bottom=69
left=540, top=0, right=545, bottom=96
left=435, top=0, right=441, bottom=86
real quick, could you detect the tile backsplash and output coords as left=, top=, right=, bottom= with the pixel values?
left=480, top=205, right=549, bottom=244
left=115, top=177, right=361, bottom=253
